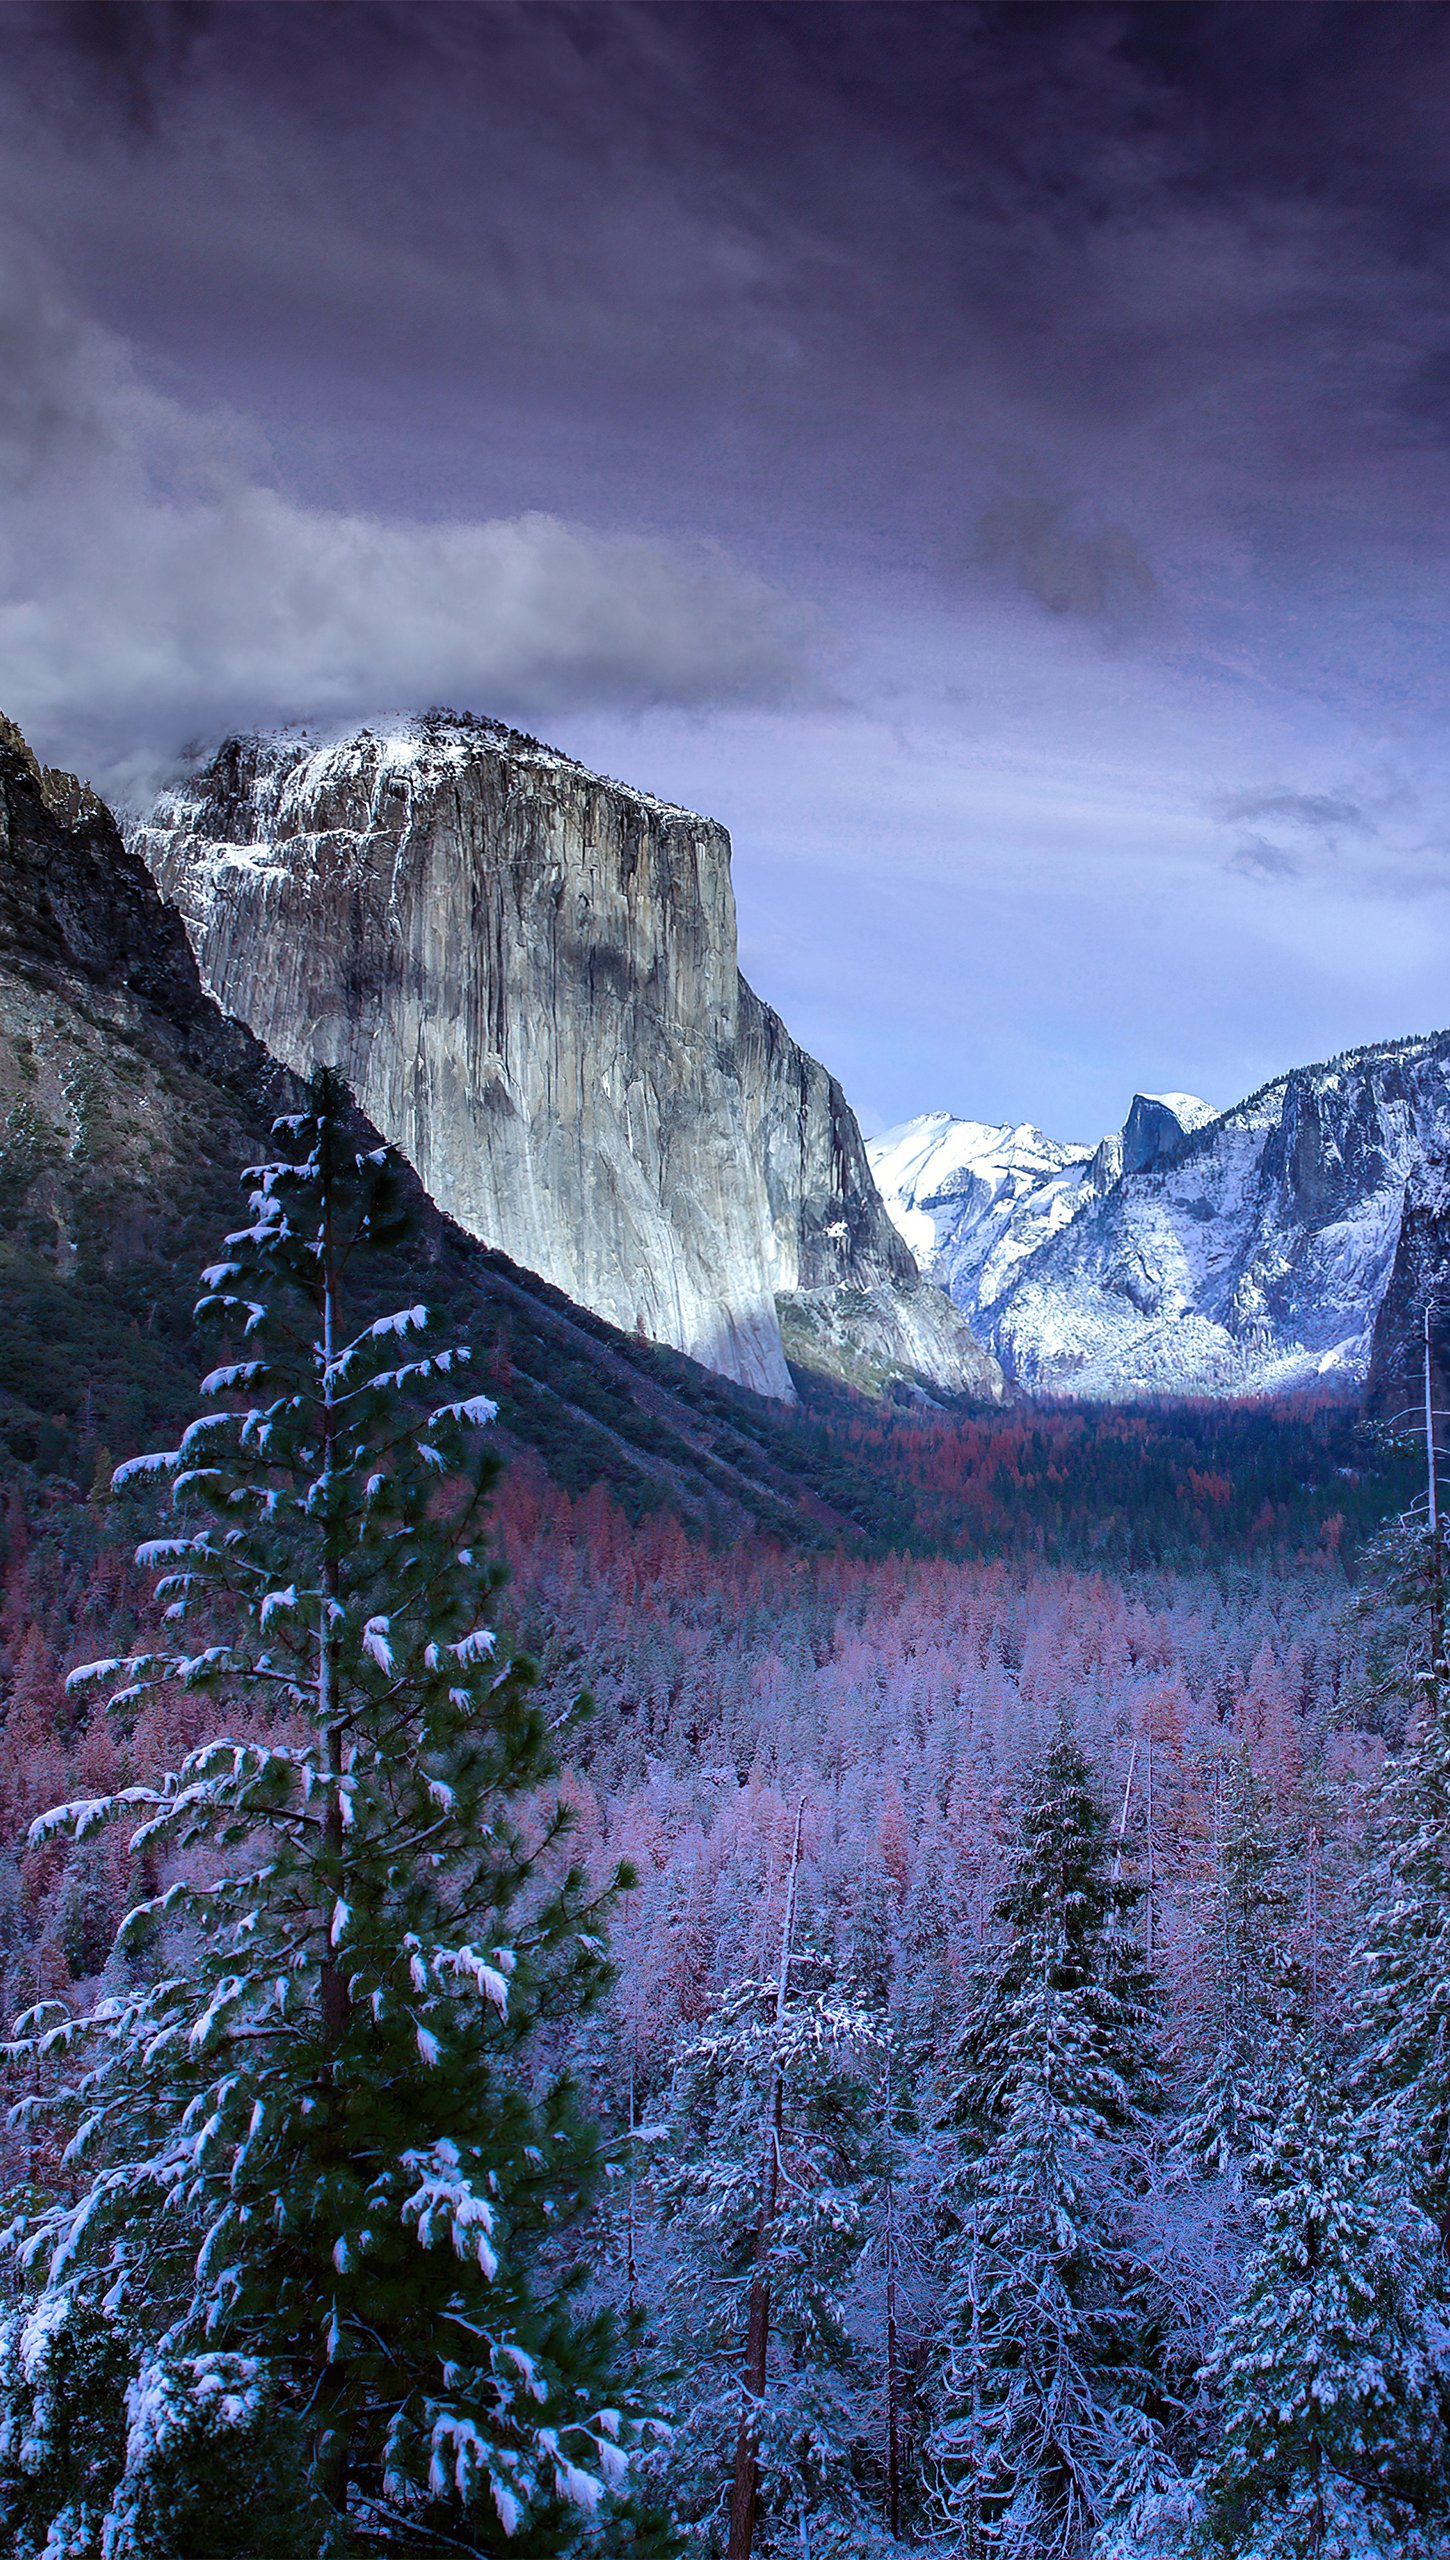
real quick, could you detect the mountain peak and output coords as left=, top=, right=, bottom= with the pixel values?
left=1121, top=1089, right=1217, bottom=1174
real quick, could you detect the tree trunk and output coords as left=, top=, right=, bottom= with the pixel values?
left=314, top=2357, right=351, bottom=2521
left=1426, top=1302, right=1447, bottom=1689
left=317, top=1177, right=351, bottom=2051
left=313, top=1108, right=351, bottom=2519
left=885, top=2182, right=903, bottom=2538
left=727, top=2074, right=782, bottom=2560
left=726, top=1799, right=805, bottom=2560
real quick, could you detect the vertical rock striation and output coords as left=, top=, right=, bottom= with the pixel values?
left=135, top=714, right=997, bottom=1403
left=1365, top=1152, right=1450, bottom=1422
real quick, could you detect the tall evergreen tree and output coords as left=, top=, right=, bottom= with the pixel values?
left=0, top=1083, right=650, bottom=2557
left=1198, top=2048, right=1450, bottom=2560
left=1176, top=1753, right=1308, bottom=2187
left=930, top=1733, right=1165, bottom=2560
left=1356, top=1654, right=1450, bottom=2243
left=652, top=1951, right=887, bottom=2557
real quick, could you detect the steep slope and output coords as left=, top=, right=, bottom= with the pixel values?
left=0, top=712, right=286, bottom=1330
left=136, top=714, right=998, bottom=1406
left=990, top=1037, right=1450, bottom=1398
left=0, top=712, right=938, bottom=1546
left=1364, top=1151, right=1450, bottom=1425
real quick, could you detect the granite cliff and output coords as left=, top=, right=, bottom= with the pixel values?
left=136, top=713, right=997, bottom=1404
left=0, top=710, right=928, bottom=1541
left=1365, top=1151, right=1450, bottom=1424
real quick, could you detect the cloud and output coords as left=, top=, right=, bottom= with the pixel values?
left=1207, top=777, right=1450, bottom=898
left=0, top=247, right=812, bottom=796
left=1227, top=833, right=1302, bottom=881
left=1213, top=786, right=1375, bottom=837
left=976, top=485, right=1159, bottom=622
left=34, top=0, right=217, bottom=135
left=1211, top=781, right=1375, bottom=884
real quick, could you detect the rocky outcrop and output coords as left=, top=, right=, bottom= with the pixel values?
left=1120, top=1091, right=1216, bottom=1175
left=736, top=977, right=917, bottom=1300
left=136, top=714, right=999, bottom=1403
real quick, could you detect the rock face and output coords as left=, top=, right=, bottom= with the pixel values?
left=135, top=714, right=998, bottom=1404
left=1120, top=1090, right=1217, bottom=1174
left=1365, top=1153, right=1450, bottom=1424
left=0, top=709, right=911, bottom=1535
left=873, top=1042, right=1450, bottom=1400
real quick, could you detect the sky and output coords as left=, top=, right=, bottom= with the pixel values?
left=5, top=1, right=1450, bottom=1142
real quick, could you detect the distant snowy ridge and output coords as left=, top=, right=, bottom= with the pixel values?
left=867, top=1091, right=1215, bottom=1329
left=867, top=1114, right=1100, bottom=1323
left=871, top=1041, right=1450, bottom=1400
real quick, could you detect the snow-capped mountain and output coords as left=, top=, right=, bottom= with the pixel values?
left=873, top=1045, right=1450, bottom=1399
left=867, top=1091, right=1215, bottom=1332
left=866, top=1115, right=1101, bottom=1322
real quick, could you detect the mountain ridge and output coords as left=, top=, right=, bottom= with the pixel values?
left=871, top=1037, right=1450, bottom=1400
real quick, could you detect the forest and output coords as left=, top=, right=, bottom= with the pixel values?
left=0, top=1093, right=1445, bottom=2560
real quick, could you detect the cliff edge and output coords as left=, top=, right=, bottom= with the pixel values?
left=136, top=713, right=998, bottom=1404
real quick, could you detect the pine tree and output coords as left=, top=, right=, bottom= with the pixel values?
left=652, top=1937, right=888, bottom=2557
left=1356, top=1656, right=1450, bottom=2243
left=1176, top=1752, right=1308, bottom=2187
left=0, top=1082, right=651, bottom=2557
left=930, top=1732, right=1166, bottom=2559
left=1198, top=2049, right=1450, bottom=2560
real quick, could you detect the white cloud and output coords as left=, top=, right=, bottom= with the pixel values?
left=0, top=248, right=811, bottom=794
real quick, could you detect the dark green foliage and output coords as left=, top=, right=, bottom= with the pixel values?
left=946, top=1735, right=1157, bottom=2151
left=0, top=1080, right=654, bottom=2555
left=0, top=2296, right=331, bottom=2560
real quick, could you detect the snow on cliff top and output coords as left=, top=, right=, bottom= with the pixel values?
left=154, top=711, right=713, bottom=831
left=1140, top=1092, right=1217, bottom=1130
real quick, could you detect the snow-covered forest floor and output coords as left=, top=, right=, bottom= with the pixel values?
left=0, top=1354, right=1445, bottom=2556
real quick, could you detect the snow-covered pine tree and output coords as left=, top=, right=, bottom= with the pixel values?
left=1356, top=1598, right=1450, bottom=2245
left=0, top=1079, right=651, bottom=2558
left=1352, top=1329, right=1450, bottom=2242
left=930, top=1731, right=1166, bottom=2560
left=651, top=1831, right=888, bottom=2559
left=1176, top=1752, right=1308, bottom=2188
left=1198, top=2047, right=1450, bottom=2560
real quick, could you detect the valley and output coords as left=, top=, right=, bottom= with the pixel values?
left=0, top=699, right=1444, bottom=2558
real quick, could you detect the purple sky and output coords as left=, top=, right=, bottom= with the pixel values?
left=5, top=2, right=1450, bottom=1142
